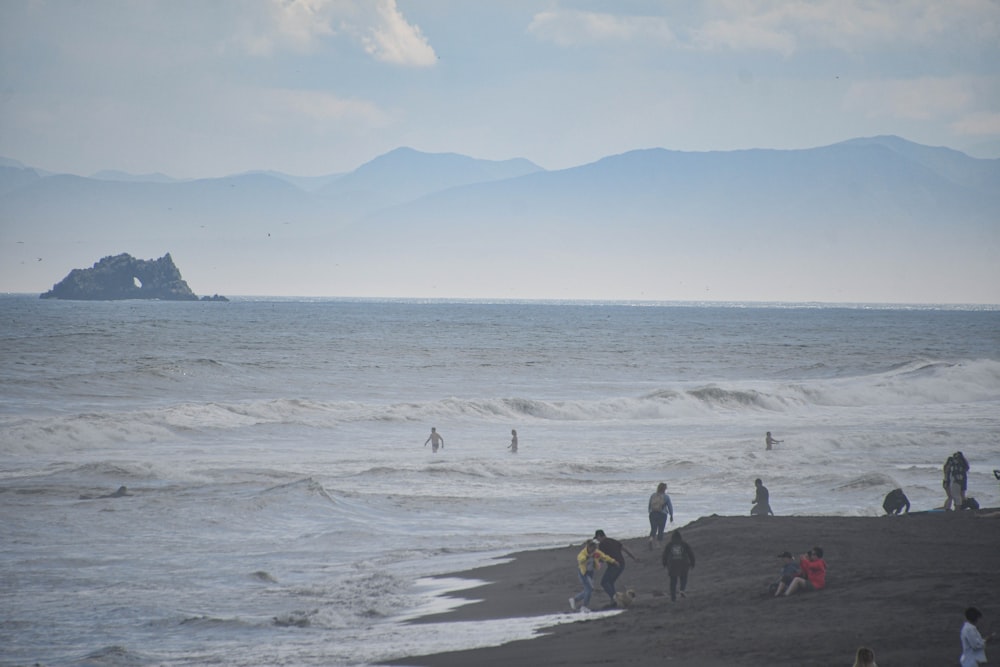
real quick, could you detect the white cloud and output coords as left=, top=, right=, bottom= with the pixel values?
left=243, top=0, right=436, bottom=65
left=529, top=1, right=1000, bottom=56
left=268, top=0, right=341, bottom=49
left=361, top=0, right=437, bottom=66
left=527, top=10, right=676, bottom=47
left=951, top=111, right=1000, bottom=136
left=261, top=87, right=391, bottom=125
left=843, top=78, right=974, bottom=121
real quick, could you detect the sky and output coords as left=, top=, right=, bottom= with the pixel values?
left=2, top=0, right=1000, bottom=179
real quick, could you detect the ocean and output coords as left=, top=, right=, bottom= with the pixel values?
left=2, top=295, right=999, bottom=666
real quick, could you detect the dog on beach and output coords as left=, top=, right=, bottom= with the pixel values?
left=613, top=589, right=636, bottom=609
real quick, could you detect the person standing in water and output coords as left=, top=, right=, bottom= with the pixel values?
left=508, top=429, right=518, bottom=453
left=765, top=431, right=782, bottom=451
left=424, top=427, right=444, bottom=453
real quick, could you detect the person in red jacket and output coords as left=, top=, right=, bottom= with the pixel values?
left=783, top=546, right=826, bottom=596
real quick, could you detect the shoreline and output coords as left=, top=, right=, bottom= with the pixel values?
left=382, top=511, right=1000, bottom=667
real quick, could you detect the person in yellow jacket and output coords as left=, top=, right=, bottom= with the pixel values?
left=569, top=539, right=618, bottom=613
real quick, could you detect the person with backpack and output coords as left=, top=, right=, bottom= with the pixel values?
left=661, top=529, right=695, bottom=602
left=944, top=451, right=971, bottom=510
left=647, top=482, right=674, bottom=548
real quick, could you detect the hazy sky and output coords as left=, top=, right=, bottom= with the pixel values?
left=2, top=0, right=999, bottom=178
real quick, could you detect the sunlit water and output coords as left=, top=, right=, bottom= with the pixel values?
left=2, top=296, right=998, bottom=666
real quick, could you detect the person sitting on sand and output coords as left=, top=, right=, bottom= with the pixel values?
left=647, top=482, right=674, bottom=548
left=771, top=551, right=801, bottom=597
left=765, top=431, right=782, bottom=451
left=661, top=530, right=695, bottom=602
left=783, top=547, right=826, bottom=596
left=569, top=539, right=617, bottom=613
left=882, top=488, right=910, bottom=515
left=751, top=478, right=774, bottom=516
left=852, top=646, right=878, bottom=667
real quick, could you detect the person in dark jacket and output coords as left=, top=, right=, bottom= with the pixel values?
left=882, top=488, right=910, bottom=515
left=751, top=478, right=774, bottom=516
left=661, top=529, right=695, bottom=602
left=594, top=529, right=639, bottom=608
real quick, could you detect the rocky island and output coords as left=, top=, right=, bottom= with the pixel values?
left=40, top=253, right=228, bottom=301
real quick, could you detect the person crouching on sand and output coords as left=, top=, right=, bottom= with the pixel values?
left=569, top=539, right=617, bottom=613
left=783, top=546, right=826, bottom=596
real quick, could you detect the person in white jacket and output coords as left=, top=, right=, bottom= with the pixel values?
left=961, top=607, right=994, bottom=667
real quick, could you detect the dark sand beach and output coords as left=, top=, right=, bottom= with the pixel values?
left=386, top=510, right=999, bottom=667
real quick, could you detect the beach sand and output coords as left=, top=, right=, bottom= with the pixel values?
left=385, top=510, right=1000, bottom=667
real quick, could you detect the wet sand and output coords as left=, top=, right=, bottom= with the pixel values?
left=385, top=510, right=1000, bottom=667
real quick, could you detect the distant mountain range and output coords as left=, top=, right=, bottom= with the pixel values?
left=2, top=137, right=998, bottom=303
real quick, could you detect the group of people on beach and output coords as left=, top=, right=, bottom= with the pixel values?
left=879, top=450, right=986, bottom=515
left=569, top=530, right=639, bottom=613
left=841, top=605, right=994, bottom=667
left=759, top=431, right=989, bottom=516
left=769, top=547, right=826, bottom=597
left=569, top=525, right=695, bottom=613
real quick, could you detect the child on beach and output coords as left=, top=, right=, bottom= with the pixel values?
left=771, top=551, right=801, bottom=597
left=852, top=646, right=878, bottom=667
left=569, top=540, right=617, bottom=613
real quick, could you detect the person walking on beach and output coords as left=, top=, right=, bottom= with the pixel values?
left=960, top=607, right=994, bottom=667
left=765, top=431, right=782, bottom=451
left=751, top=478, right=774, bottom=516
left=661, top=530, right=695, bottom=602
left=852, top=646, right=878, bottom=667
left=569, top=539, right=617, bottom=613
left=783, top=547, right=826, bottom=596
left=647, top=482, right=674, bottom=548
left=508, top=429, right=518, bottom=453
left=594, top=529, right=639, bottom=608
left=424, top=427, right=444, bottom=453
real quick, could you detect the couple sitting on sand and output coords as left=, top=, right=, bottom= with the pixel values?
left=772, top=547, right=826, bottom=597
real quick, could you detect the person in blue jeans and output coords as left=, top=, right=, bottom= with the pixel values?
left=569, top=540, right=617, bottom=613
left=647, top=482, right=674, bottom=548
left=594, top=529, right=639, bottom=608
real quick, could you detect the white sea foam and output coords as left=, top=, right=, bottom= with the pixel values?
left=1, top=297, right=997, bottom=666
